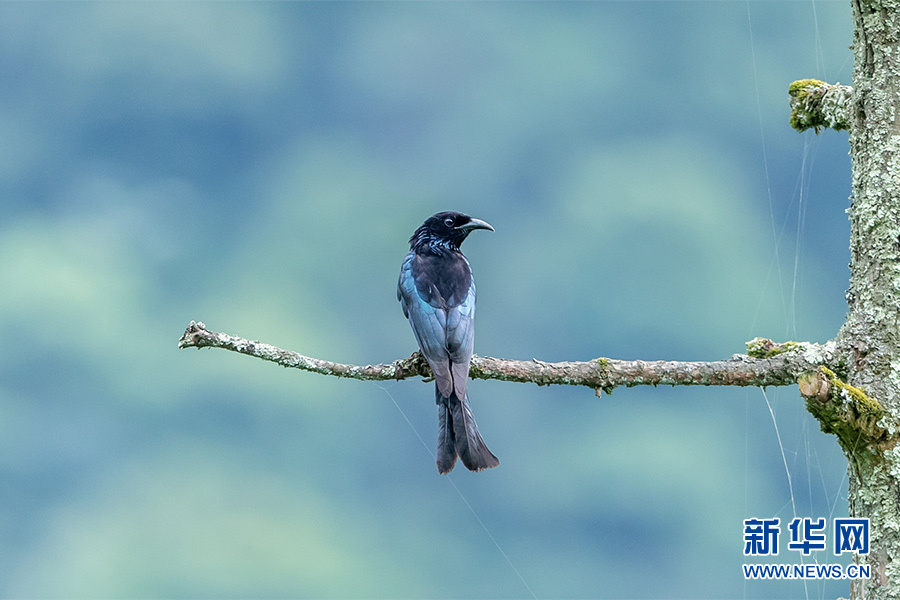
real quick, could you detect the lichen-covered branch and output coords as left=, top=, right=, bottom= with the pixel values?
left=178, top=321, right=832, bottom=395
left=789, top=79, right=853, bottom=133
left=798, top=366, right=887, bottom=452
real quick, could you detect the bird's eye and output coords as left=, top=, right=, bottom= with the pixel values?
left=443, top=217, right=455, bottom=228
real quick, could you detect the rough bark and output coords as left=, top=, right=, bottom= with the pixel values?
left=787, top=2, right=900, bottom=597
left=835, top=1, right=900, bottom=596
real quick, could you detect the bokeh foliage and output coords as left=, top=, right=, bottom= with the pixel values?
left=0, top=2, right=855, bottom=598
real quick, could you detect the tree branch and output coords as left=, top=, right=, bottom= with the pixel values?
left=789, top=79, right=853, bottom=133
left=178, top=321, right=834, bottom=395
left=798, top=366, right=888, bottom=450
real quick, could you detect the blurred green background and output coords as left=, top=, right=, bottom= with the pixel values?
left=0, top=2, right=857, bottom=598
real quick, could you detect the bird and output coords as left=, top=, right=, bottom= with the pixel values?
left=397, top=211, right=500, bottom=474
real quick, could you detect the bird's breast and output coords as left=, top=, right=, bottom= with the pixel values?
left=412, top=251, right=473, bottom=309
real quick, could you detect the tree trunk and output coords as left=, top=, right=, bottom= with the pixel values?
left=832, top=1, right=900, bottom=597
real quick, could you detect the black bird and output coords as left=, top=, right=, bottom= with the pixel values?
left=398, top=211, right=500, bottom=474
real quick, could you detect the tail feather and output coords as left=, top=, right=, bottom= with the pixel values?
left=434, top=383, right=498, bottom=474
left=436, top=399, right=457, bottom=474
left=449, top=392, right=499, bottom=473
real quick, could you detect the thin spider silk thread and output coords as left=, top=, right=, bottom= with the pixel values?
left=375, top=383, right=537, bottom=600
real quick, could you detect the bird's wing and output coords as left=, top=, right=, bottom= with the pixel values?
left=446, top=275, right=476, bottom=400
left=398, top=253, right=454, bottom=398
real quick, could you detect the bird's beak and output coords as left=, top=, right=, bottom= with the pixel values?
left=457, top=218, right=494, bottom=232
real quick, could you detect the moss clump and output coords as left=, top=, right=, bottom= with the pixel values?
left=789, top=79, right=829, bottom=133
left=788, top=78, right=851, bottom=134
left=789, top=78, right=826, bottom=98
left=594, top=358, right=614, bottom=396
left=805, top=367, right=886, bottom=460
left=746, top=337, right=802, bottom=358
left=820, top=367, right=884, bottom=422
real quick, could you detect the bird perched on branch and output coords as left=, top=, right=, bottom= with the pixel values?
left=398, top=211, right=500, bottom=474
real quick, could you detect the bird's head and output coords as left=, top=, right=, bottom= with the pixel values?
left=410, top=211, right=494, bottom=253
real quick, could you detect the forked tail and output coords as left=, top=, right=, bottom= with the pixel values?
left=435, top=385, right=499, bottom=474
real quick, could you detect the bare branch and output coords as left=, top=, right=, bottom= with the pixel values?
left=178, top=321, right=833, bottom=395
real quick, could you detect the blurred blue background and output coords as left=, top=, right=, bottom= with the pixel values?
left=0, top=2, right=857, bottom=598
